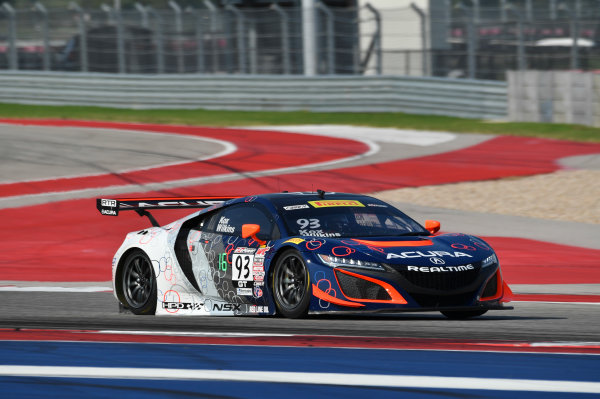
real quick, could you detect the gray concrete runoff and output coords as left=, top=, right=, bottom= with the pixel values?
left=390, top=201, right=600, bottom=251
left=0, top=124, right=227, bottom=184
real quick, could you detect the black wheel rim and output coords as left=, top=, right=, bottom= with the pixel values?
left=123, top=255, right=154, bottom=308
left=275, top=254, right=307, bottom=309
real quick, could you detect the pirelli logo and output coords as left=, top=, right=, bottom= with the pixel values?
left=309, top=200, right=364, bottom=208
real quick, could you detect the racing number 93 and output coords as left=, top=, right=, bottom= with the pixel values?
left=232, top=253, right=253, bottom=281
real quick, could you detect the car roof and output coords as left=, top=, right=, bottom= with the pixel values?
left=258, top=191, right=369, bottom=201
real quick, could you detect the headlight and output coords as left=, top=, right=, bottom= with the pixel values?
left=481, top=254, right=498, bottom=268
left=317, top=254, right=385, bottom=271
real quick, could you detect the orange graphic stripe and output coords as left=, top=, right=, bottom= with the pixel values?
left=335, top=269, right=407, bottom=304
left=311, top=284, right=364, bottom=308
left=352, top=239, right=433, bottom=247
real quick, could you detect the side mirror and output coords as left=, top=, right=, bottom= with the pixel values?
left=242, top=223, right=266, bottom=246
left=425, top=220, right=441, bottom=234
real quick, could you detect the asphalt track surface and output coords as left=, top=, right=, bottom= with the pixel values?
left=0, top=291, right=598, bottom=343
left=0, top=120, right=598, bottom=344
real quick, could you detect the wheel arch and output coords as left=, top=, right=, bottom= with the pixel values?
left=114, top=247, right=147, bottom=307
left=267, top=245, right=305, bottom=288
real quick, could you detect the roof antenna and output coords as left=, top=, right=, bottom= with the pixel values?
left=317, top=189, right=325, bottom=199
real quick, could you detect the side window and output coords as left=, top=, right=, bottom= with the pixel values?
left=205, top=203, right=280, bottom=241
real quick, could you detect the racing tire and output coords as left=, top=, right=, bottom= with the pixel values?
left=121, top=250, right=157, bottom=315
left=440, top=309, right=488, bottom=319
left=272, top=249, right=311, bottom=319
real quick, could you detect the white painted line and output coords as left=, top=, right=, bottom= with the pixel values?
left=0, top=134, right=379, bottom=208
left=0, top=366, right=598, bottom=393
left=0, top=128, right=237, bottom=185
left=0, top=286, right=112, bottom=293
left=513, top=301, right=600, bottom=305
left=246, top=125, right=457, bottom=146
left=98, top=330, right=294, bottom=337
left=529, top=342, right=600, bottom=347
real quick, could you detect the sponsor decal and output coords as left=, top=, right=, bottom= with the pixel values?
left=430, top=257, right=445, bottom=265
left=407, top=265, right=475, bottom=272
left=387, top=251, right=473, bottom=260
left=253, top=265, right=265, bottom=273
left=253, top=286, right=263, bottom=298
left=234, top=247, right=257, bottom=254
left=237, top=287, right=252, bottom=296
left=256, top=247, right=270, bottom=256
left=252, top=257, right=265, bottom=268
left=100, top=209, right=117, bottom=216
left=162, top=302, right=203, bottom=310
left=101, top=199, right=117, bottom=208
left=284, top=238, right=305, bottom=245
left=253, top=272, right=265, bottom=282
left=367, top=203, right=388, bottom=208
left=249, top=305, right=269, bottom=313
left=216, top=216, right=235, bottom=233
left=283, top=204, right=310, bottom=210
left=210, top=303, right=242, bottom=312
left=309, top=200, right=364, bottom=208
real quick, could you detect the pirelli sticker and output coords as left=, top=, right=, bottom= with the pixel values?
left=309, top=200, right=364, bottom=208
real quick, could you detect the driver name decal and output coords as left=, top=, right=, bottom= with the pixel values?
left=216, top=216, right=235, bottom=233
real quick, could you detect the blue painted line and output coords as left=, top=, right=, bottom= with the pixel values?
left=0, top=341, right=597, bottom=382
left=0, top=341, right=598, bottom=398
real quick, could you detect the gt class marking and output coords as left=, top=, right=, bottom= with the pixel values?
left=387, top=251, right=473, bottom=260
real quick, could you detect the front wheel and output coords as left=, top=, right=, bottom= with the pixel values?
left=121, top=250, right=157, bottom=315
left=441, top=309, right=488, bottom=319
left=272, top=249, right=311, bottom=318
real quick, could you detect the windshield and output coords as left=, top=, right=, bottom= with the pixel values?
left=277, top=198, right=428, bottom=238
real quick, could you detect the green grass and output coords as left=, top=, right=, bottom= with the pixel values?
left=1, top=103, right=599, bottom=142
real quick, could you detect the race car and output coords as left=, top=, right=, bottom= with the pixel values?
left=96, top=191, right=513, bottom=319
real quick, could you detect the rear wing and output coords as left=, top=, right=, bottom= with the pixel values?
left=96, top=197, right=239, bottom=227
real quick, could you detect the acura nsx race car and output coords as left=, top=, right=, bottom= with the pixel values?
left=97, top=192, right=513, bottom=319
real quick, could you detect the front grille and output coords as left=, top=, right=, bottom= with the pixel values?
left=409, top=291, right=477, bottom=308
left=335, top=270, right=391, bottom=301
left=396, top=267, right=479, bottom=291
left=481, top=273, right=498, bottom=298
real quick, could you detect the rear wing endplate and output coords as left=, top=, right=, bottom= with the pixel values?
left=96, top=197, right=239, bottom=227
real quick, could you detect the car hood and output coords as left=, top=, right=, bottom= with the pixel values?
left=303, top=234, right=494, bottom=267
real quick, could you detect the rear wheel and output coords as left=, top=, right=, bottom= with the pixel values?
left=441, top=309, right=488, bottom=319
left=121, top=250, right=157, bottom=315
left=272, top=249, right=311, bottom=318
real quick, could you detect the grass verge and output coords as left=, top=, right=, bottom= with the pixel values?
left=0, top=103, right=598, bottom=142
